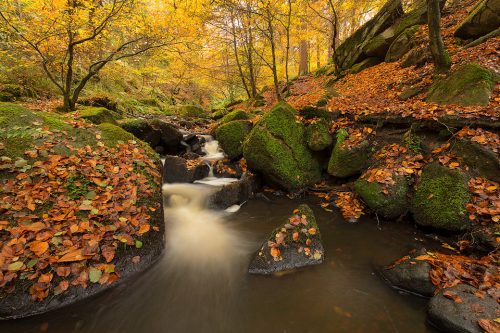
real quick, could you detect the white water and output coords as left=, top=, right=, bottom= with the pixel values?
left=201, top=137, right=225, bottom=161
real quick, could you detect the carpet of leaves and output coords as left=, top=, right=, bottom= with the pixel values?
left=0, top=121, right=161, bottom=301
left=265, top=208, right=322, bottom=262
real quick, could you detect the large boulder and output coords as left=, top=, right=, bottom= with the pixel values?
left=305, top=119, right=333, bottom=151
left=380, top=249, right=435, bottom=297
left=162, top=155, right=209, bottom=183
left=336, top=0, right=404, bottom=70
left=0, top=103, right=164, bottom=319
left=327, top=130, right=373, bottom=178
left=428, top=284, right=500, bottom=333
left=385, top=25, right=420, bottom=62
left=120, top=118, right=183, bottom=154
left=411, top=163, right=471, bottom=231
left=215, top=120, right=253, bottom=160
left=242, top=102, right=321, bottom=191
left=355, top=176, right=409, bottom=219
left=249, top=204, right=324, bottom=274
left=363, top=3, right=427, bottom=59
left=454, top=0, right=500, bottom=40
left=426, top=63, right=497, bottom=106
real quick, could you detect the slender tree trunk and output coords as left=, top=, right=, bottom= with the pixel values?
left=298, top=39, right=309, bottom=75
left=266, top=9, right=281, bottom=101
left=230, top=13, right=251, bottom=99
left=284, top=0, right=292, bottom=93
left=245, top=3, right=257, bottom=98
left=427, top=0, right=450, bottom=73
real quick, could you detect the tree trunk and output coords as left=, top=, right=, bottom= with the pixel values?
left=267, top=11, right=281, bottom=101
left=298, top=39, right=309, bottom=75
left=427, top=0, right=451, bottom=73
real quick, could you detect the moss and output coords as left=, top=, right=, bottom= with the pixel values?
left=216, top=120, right=252, bottom=160
left=426, top=63, right=496, bottom=106
left=243, top=102, right=321, bottom=190
left=78, top=107, right=118, bottom=125
left=218, top=109, right=249, bottom=125
left=299, top=106, right=332, bottom=120
left=386, top=25, right=420, bottom=62
left=210, top=109, right=229, bottom=120
left=98, top=123, right=135, bottom=146
left=305, top=119, right=333, bottom=151
left=355, top=176, right=409, bottom=219
left=327, top=130, right=372, bottom=177
left=411, top=163, right=471, bottom=231
left=177, top=105, right=206, bottom=118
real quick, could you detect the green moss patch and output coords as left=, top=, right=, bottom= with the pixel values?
left=327, top=130, right=372, bottom=178
left=216, top=120, right=253, bottom=160
left=305, top=119, right=333, bottom=151
left=411, top=163, right=471, bottom=231
left=426, top=63, right=496, bottom=106
left=243, top=102, right=321, bottom=190
left=219, top=109, right=249, bottom=125
left=78, top=107, right=119, bottom=125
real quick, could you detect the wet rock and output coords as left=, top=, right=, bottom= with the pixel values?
left=426, top=63, right=497, bottom=107
left=183, top=134, right=204, bottom=155
left=208, top=173, right=260, bottom=209
left=243, top=102, right=321, bottom=191
left=411, top=163, right=471, bottom=231
left=327, top=130, right=373, bottom=178
left=216, top=120, right=253, bottom=160
left=249, top=204, right=324, bottom=274
left=355, top=175, right=409, bottom=219
left=428, top=284, right=499, bottom=333
left=381, top=249, right=435, bottom=297
left=162, top=155, right=209, bottom=183
left=455, top=0, right=500, bottom=40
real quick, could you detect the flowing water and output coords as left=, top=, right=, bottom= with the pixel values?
left=0, top=194, right=437, bottom=333
left=0, top=139, right=438, bottom=332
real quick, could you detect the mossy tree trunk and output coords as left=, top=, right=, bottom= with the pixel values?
left=427, top=0, right=451, bottom=74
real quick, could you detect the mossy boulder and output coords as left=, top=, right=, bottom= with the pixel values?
left=426, top=63, right=496, bottom=106
left=349, top=58, right=381, bottom=74
left=216, top=120, right=253, bottom=160
left=299, top=106, right=335, bottom=121
left=78, top=107, right=119, bottom=125
left=336, top=0, right=403, bottom=70
left=327, top=130, right=373, bottom=178
left=119, top=118, right=182, bottom=154
left=0, top=103, right=164, bottom=319
left=218, top=109, right=249, bottom=125
left=385, top=25, right=420, bottom=62
left=454, top=0, right=500, bottom=40
left=305, top=119, right=333, bottom=151
left=210, top=109, right=229, bottom=120
left=355, top=176, right=409, bottom=219
left=177, top=105, right=207, bottom=118
left=243, top=102, right=321, bottom=191
left=411, top=163, right=471, bottom=231
left=453, top=137, right=500, bottom=182
left=249, top=204, right=324, bottom=274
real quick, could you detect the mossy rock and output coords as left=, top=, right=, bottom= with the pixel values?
left=78, top=94, right=119, bottom=112
left=218, top=109, right=249, bottom=125
left=426, top=63, right=496, bottom=106
left=97, top=123, right=137, bottom=147
left=210, top=109, right=229, bottom=120
left=411, top=163, right=471, bottom=231
left=453, top=138, right=500, bottom=182
left=385, top=25, right=420, bottom=62
left=78, top=107, right=119, bottom=125
left=120, top=118, right=161, bottom=147
left=327, top=131, right=373, bottom=178
left=248, top=204, right=324, bottom=274
left=305, top=119, right=333, bottom=151
left=454, top=0, right=500, bottom=39
left=243, top=102, right=321, bottom=191
left=177, top=105, right=207, bottom=118
left=355, top=176, right=409, bottom=219
left=216, top=120, right=253, bottom=160
left=349, top=58, right=381, bottom=74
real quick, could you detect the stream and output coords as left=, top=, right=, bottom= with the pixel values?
left=0, top=136, right=438, bottom=333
